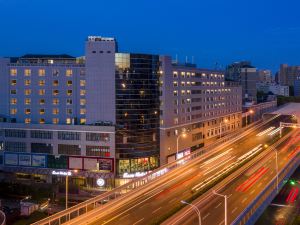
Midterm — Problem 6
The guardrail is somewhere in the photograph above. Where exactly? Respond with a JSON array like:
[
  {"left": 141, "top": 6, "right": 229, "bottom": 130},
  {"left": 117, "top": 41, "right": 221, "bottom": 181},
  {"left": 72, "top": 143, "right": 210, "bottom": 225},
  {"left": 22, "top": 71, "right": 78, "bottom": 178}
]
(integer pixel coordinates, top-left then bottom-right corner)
[
  {"left": 0, "top": 210, "right": 6, "bottom": 225},
  {"left": 33, "top": 114, "right": 280, "bottom": 225},
  {"left": 232, "top": 149, "right": 300, "bottom": 225}
]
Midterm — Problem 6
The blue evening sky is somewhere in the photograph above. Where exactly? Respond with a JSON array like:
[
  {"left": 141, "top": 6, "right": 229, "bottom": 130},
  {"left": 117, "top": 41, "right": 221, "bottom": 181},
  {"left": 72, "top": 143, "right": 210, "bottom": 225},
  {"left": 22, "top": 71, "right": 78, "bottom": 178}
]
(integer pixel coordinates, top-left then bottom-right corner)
[{"left": 0, "top": 0, "right": 300, "bottom": 73}]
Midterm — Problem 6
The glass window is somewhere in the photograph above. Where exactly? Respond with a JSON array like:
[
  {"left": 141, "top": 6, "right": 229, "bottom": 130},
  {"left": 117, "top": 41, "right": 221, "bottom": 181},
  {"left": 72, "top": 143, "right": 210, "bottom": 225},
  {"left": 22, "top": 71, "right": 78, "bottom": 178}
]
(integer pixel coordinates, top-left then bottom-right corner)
[
  {"left": 66, "top": 69, "right": 73, "bottom": 77},
  {"left": 53, "top": 90, "right": 59, "bottom": 96},
  {"left": 66, "top": 108, "right": 72, "bottom": 115},
  {"left": 25, "top": 118, "right": 31, "bottom": 124},
  {"left": 10, "top": 69, "right": 17, "bottom": 76},
  {"left": 80, "top": 108, "right": 86, "bottom": 115},
  {"left": 25, "top": 98, "right": 31, "bottom": 105},
  {"left": 80, "top": 118, "right": 86, "bottom": 124},
  {"left": 80, "top": 89, "right": 86, "bottom": 96},
  {"left": 66, "top": 99, "right": 72, "bottom": 105},
  {"left": 67, "top": 90, "right": 72, "bottom": 96},
  {"left": 52, "top": 108, "right": 59, "bottom": 115},
  {"left": 80, "top": 99, "right": 86, "bottom": 106},
  {"left": 11, "top": 79, "right": 17, "bottom": 85},
  {"left": 10, "top": 98, "right": 17, "bottom": 105},
  {"left": 40, "top": 99, "right": 45, "bottom": 105},
  {"left": 25, "top": 89, "right": 31, "bottom": 95},
  {"left": 39, "top": 89, "right": 45, "bottom": 95},
  {"left": 67, "top": 80, "right": 72, "bottom": 86},
  {"left": 24, "top": 69, "right": 31, "bottom": 76},
  {"left": 25, "top": 79, "right": 31, "bottom": 86},
  {"left": 39, "top": 118, "right": 45, "bottom": 124},
  {"left": 53, "top": 80, "right": 59, "bottom": 86},
  {"left": 53, "top": 118, "right": 59, "bottom": 124},
  {"left": 53, "top": 98, "right": 59, "bottom": 105},
  {"left": 39, "top": 80, "right": 45, "bottom": 86},
  {"left": 58, "top": 132, "right": 80, "bottom": 140},
  {"left": 25, "top": 108, "right": 31, "bottom": 114},
  {"left": 52, "top": 69, "right": 59, "bottom": 76},
  {"left": 80, "top": 80, "right": 86, "bottom": 86},
  {"left": 39, "top": 109, "right": 45, "bottom": 115},
  {"left": 10, "top": 108, "right": 17, "bottom": 115},
  {"left": 38, "top": 69, "right": 45, "bottom": 76},
  {"left": 10, "top": 90, "right": 16, "bottom": 95}
]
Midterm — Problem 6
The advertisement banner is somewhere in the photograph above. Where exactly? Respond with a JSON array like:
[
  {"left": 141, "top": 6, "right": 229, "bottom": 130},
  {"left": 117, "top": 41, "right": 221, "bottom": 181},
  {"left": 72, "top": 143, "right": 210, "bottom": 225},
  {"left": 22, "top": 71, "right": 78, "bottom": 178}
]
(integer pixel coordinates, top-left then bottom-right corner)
[
  {"left": 18, "top": 154, "right": 31, "bottom": 166},
  {"left": 83, "top": 158, "right": 98, "bottom": 170},
  {"left": 4, "top": 153, "right": 18, "bottom": 166},
  {"left": 98, "top": 158, "right": 113, "bottom": 172},
  {"left": 32, "top": 154, "right": 46, "bottom": 167},
  {"left": 69, "top": 157, "right": 83, "bottom": 170}
]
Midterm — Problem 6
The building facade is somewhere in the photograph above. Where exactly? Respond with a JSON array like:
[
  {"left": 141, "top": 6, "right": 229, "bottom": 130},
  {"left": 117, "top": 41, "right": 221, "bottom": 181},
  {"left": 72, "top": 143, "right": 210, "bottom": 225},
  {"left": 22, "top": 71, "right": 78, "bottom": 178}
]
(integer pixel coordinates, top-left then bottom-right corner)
[
  {"left": 160, "top": 56, "right": 242, "bottom": 164},
  {"left": 256, "top": 83, "right": 289, "bottom": 97},
  {"left": 278, "top": 64, "right": 300, "bottom": 87}
]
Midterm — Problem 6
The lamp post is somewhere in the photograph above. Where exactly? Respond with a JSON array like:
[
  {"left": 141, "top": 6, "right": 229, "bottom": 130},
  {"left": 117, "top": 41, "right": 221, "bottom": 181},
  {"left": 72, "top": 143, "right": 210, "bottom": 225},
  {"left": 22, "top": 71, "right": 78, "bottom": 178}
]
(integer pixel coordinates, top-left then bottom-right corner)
[
  {"left": 65, "top": 169, "right": 78, "bottom": 209},
  {"left": 176, "top": 132, "right": 187, "bottom": 159},
  {"left": 219, "top": 119, "right": 228, "bottom": 139},
  {"left": 181, "top": 200, "right": 201, "bottom": 225},
  {"left": 213, "top": 191, "right": 227, "bottom": 225}
]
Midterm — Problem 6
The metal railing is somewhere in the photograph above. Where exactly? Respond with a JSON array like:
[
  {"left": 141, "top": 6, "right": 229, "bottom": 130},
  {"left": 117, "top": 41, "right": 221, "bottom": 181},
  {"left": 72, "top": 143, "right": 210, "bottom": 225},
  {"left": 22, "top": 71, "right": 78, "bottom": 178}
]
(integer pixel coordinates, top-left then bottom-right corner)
[
  {"left": 32, "top": 114, "right": 280, "bottom": 225},
  {"left": 232, "top": 150, "right": 300, "bottom": 225}
]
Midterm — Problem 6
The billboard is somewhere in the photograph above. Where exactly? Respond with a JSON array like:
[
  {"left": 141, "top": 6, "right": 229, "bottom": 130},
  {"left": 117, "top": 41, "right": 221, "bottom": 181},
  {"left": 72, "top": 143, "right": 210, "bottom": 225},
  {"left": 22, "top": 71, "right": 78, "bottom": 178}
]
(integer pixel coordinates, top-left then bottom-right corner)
[
  {"left": 69, "top": 157, "right": 83, "bottom": 170},
  {"left": 98, "top": 158, "right": 113, "bottom": 172},
  {"left": 68, "top": 156, "right": 114, "bottom": 172},
  {"left": 83, "top": 158, "right": 97, "bottom": 170},
  {"left": 4, "top": 152, "right": 47, "bottom": 168}
]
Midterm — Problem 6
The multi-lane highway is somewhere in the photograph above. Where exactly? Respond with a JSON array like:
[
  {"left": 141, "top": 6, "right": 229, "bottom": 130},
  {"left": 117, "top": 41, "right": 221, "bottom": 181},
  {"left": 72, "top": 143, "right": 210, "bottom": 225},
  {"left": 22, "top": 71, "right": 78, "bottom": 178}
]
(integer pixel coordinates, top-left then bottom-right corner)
[
  {"left": 166, "top": 127, "right": 300, "bottom": 225},
  {"left": 64, "top": 115, "right": 295, "bottom": 225}
]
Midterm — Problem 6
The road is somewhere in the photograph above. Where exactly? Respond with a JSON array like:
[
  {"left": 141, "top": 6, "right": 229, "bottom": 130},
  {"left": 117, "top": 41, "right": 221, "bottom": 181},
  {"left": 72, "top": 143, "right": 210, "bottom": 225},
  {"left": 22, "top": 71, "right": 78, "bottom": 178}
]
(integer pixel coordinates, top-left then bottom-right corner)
[
  {"left": 256, "top": 165, "right": 300, "bottom": 225},
  {"left": 64, "top": 115, "right": 295, "bottom": 225},
  {"left": 167, "top": 127, "right": 300, "bottom": 225}
]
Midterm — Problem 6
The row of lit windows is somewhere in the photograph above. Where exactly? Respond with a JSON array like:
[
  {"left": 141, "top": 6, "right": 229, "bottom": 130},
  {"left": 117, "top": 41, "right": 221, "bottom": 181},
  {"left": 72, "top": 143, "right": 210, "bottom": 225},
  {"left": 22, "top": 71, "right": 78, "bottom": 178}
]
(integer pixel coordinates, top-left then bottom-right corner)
[
  {"left": 24, "top": 118, "right": 86, "bottom": 124},
  {"left": 10, "top": 79, "right": 86, "bottom": 87},
  {"left": 173, "top": 71, "right": 224, "bottom": 79},
  {"left": 10, "top": 98, "right": 86, "bottom": 106},
  {"left": 10, "top": 108, "right": 86, "bottom": 115},
  {"left": 10, "top": 69, "right": 75, "bottom": 77},
  {"left": 10, "top": 89, "right": 86, "bottom": 96},
  {"left": 173, "top": 81, "right": 225, "bottom": 87}
]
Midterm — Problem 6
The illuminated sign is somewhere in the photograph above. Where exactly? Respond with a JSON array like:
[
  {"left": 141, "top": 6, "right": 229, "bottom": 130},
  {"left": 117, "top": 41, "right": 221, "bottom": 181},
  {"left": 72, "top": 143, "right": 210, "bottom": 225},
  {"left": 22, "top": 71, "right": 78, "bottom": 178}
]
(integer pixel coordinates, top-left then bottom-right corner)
[
  {"left": 96, "top": 178, "right": 105, "bottom": 187},
  {"left": 51, "top": 170, "right": 72, "bottom": 176},
  {"left": 122, "top": 172, "right": 148, "bottom": 178}
]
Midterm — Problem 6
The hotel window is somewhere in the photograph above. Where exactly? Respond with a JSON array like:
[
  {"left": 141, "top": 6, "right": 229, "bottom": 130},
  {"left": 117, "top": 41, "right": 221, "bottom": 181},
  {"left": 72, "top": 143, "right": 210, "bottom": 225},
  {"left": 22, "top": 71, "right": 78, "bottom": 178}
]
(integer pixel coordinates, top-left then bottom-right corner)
[
  {"left": 11, "top": 79, "right": 17, "bottom": 85},
  {"left": 24, "top": 69, "right": 31, "bottom": 76},
  {"left": 80, "top": 108, "right": 86, "bottom": 115},
  {"left": 80, "top": 118, "right": 86, "bottom": 124},
  {"left": 52, "top": 69, "right": 59, "bottom": 76},
  {"left": 173, "top": 90, "right": 178, "bottom": 96},
  {"left": 10, "top": 98, "right": 17, "bottom": 105},
  {"left": 80, "top": 80, "right": 86, "bottom": 87},
  {"left": 80, "top": 89, "right": 86, "bottom": 96},
  {"left": 53, "top": 98, "right": 59, "bottom": 105},
  {"left": 25, "top": 118, "right": 31, "bottom": 124},
  {"left": 66, "top": 118, "right": 71, "bottom": 124},
  {"left": 66, "top": 69, "right": 73, "bottom": 77},
  {"left": 52, "top": 108, "right": 59, "bottom": 115},
  {"left": 181, "top": 81, "right": 185, "bottom": 86},
  {"left": 38, "top": 69, "right": 45, "bottom": 76},
  {"left": 39, "top": 109, "right": 45, "bottom": 115},
  {"left": 181, "top": 90, "right": 185, "bottom": 95},
  {"left": 39, "top": 118, "right": 45, "bottom": 124},
  {"left": 67, "top": 90, "right": 72, "bottom": 96},
  {"left": 53, "top": 90, "right": 59, "bottom": 96},
  {"left": 10, "top": 90, "right": 16, "bottom": 95},
  {"left": 25, "top": 98, "right": 31, "bottom": 105},
  {"left": 39, "top": 89, "right": 45, "bottom": 95},
  {"left": 53, "top": 80, "right": 59, "bottom": 86},
  {"left": 39, "top": 80, "right": 45, "bottom": 86},
  {"left": 25, "top": 79, "right": 31, "bottom": 86},
  {"left": 10, "top": 108, "right": 17, "bottom": 115},
  {"left": 52, "top": 118, "right": 59, "bottom": 124},
  {"left": 25, "top": 108, "right": 31, "bottom": 115},
  {"left": 66, "top": 99, "right": 72, "bottom": 105},
  {"left": 39, "top": 99, "right": 45, "bottom": 105},
  {"left": 10, "top": 69, "right": 17, "bottom": 76},
  {"left": 80, "top": 69, "right": 85, "bottom": 76},
  {"left": 173, "top": 81, "right": 178, "bottom": 87},
  {"left": 66, "top": 109, "right": 72, "bottom": 115},
  {"left": 181, "top": 72, "right": 185, "bottom": 78},
  {"left": 80, "top": 99, "right": 86, "bottom": 106},
  {"left": 187, "top": 72, "right": 191, "bottom": 78},
  {"left": 67, "top": 80, "right": 72, "bottom": 86},
  {"left": 173, "top": 71, "right": 178, "bottom": 78},
  {"left": 25, "top": 89, "right": 31, "bottom": 95}
]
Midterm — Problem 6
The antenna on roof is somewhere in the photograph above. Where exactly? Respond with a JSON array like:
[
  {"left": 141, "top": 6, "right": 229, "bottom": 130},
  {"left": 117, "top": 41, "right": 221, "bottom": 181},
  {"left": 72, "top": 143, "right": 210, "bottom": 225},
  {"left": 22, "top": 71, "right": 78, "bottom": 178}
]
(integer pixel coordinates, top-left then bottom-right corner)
[
  {"left": 175, "top": 54, "right": 178, "bottom": 63},
  {"left": 185, "top": 56, "right": 188, "bottom": 64},
  {"left": 192, "top": 56, "right": 194, "bottom": 64}
]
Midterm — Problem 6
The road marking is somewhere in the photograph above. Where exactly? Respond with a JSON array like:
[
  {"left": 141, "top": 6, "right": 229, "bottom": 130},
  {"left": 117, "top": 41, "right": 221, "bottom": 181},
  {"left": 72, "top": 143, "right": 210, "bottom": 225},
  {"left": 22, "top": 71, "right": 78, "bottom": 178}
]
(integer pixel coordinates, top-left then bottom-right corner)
[
  {"left": 203, "top": 213, "right": 210, "bottom": 220},
  {"left": 232, "top": 207, "right": 238, "bottom": 214},
  {"left": 133, "top": 218, "right": 144, "bottom": 225},
  {"left": 215, "top": 202, "right": 222, "bottom": 209},
  {"left": 263, "top": 177, "right": 268, "bottom": 181},
  {"left": 242, "top": 197, "right": 247, "bottom": 203},
  {"left": 270, "top": 171, "right": 274, "bottom": 175},
  {"left": 139, "top": 203, "right": 148, "bottom": 209},
  {"left": 119, "top": 214, "right": 130, "bottom": 220},
  {"left": 250, "top": 189, "right": 256, "bottom": 195},
  {"left": 228, "top": 194, "right": 232, "bottom": 199},
  {"left": 257, "top": 182, "right": 262, "bottom": 187},
  {"left": 204, "top": 156, "right": 236, "bottom": 175},
  {"left": 168, "top": 198, "right": 177, "bottom": 204},
  {"left": 219, "top": 220, "right": 225, "bottom": 225},
  {"left": 152, "top": 207, "right": 162, "bottom": 214}
]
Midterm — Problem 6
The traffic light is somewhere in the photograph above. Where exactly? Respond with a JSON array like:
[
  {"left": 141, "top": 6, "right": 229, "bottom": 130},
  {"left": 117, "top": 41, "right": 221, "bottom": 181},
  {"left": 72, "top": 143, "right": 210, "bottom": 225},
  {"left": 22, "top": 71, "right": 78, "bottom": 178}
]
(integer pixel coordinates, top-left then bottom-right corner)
[{"left": 290, "top": 179, "right": 296, "bottom": 185}]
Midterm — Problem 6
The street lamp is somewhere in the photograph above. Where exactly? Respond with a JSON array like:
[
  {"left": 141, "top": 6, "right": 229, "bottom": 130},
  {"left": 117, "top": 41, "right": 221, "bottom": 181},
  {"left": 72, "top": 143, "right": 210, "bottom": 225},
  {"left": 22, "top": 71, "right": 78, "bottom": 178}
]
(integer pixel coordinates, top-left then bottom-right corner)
[
  {"left": 66, "top": 169, "right": 78, "bottom": 209},
  {"left": 212, "top": 190, "right": 227, "bottom": 225},
  {"left": 176, "top": 132, "right": 187, "bottom": 159},
  {"left": 181, "top": 200, "right": 201, "bottom": 225},
  {"left": 219, "top": 119, "right": 229, "bottom": 139}
]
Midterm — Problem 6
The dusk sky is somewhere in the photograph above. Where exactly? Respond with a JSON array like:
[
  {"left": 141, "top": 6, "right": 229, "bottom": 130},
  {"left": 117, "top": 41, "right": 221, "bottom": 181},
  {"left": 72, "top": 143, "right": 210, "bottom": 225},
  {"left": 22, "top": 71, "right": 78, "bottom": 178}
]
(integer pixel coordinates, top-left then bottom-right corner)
[{"left": 1, "top": 0, "right": 300, "bottom": 73}]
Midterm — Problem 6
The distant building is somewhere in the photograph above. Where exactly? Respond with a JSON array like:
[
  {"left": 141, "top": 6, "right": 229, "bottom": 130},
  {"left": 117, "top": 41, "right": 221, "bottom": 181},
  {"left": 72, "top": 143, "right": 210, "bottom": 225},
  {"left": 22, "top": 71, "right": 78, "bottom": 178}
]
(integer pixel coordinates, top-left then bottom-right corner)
[
  {"left": 278, "top": 64, "right": 300, "bottom": 86},
  {"left": 226, "top": 61, "right": 260, "bottom": 103},
  {"left": 294, "top": 80, "right": 300, "bottom": 97},
  {"left": 258, "top": 70, "right": 272, "bottom": 83},
  {"left": 257, "top": 83, "right": 289, "bottom": 96}
]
